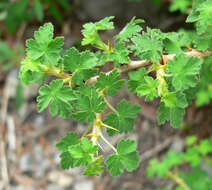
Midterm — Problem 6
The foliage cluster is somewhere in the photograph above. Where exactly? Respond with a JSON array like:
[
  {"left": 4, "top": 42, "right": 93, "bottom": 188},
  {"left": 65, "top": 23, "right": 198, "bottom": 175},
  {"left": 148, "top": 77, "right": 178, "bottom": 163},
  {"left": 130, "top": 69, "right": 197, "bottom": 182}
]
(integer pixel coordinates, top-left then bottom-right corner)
[
  {"left": 18, "top": 0, "right": 212, "bottom": 176},
  {"left": 147, "top": 136, "right": 212, "bottom": 190}
]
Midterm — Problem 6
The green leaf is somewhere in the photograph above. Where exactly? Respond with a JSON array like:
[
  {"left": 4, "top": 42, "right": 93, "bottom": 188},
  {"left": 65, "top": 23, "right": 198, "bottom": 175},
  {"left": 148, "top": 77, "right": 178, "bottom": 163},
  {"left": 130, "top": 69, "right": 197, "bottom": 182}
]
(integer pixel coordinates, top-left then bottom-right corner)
[
  {"left": 162, "top": 150, "right": 183, "bottom": 169},
  {"left": 161, "top": 91, "right": 188, "bottom": 108},
  {"left": 161, "top": 92, "right": 177, "bottom": 108},
  {"left": 130, "top": 28, "right": 163, "bottom": 62},
  {"left": 73, "top": 87, "right": 106, "bottom": 122},
  {"left": 186, "top": 1, "right": 212, "bottom": 34},
  {"left": 147, "top": 159, "right": 167, "bottom": 177},
  {"left": 197, "top": 139, "right": 212, "bottom": 155},
  {"left": 104, "top": 99, "right": 141, "bottom": 135},
  {"left": 83, "top": 156, "right": 105, "bottom": 176},
  {"left": 81, "top": 16, "right": 114, "bottom": 46},
  {"left": 59, "top": 151, "right": 76, "bottom": 169},
  {"left": 68, "top": 138, "right": 98, "bottom": 166},
  {"left": 95, "top": 69, "right": 125, "bottom": 95},
  {"left": 115, "top": 17, "right": 144, "bottom": 42},
  {"left": 56, "top": 133, "right": 80, "bottom": 151},
  {"left": 26, "top": 23, "right": 64, "bottom": 64},
  {"left": 147, "top": 150, "right": 183, "bottom": 177},
  {"left": 37, "top": 79, "right": 75, "bottom": 118},
  {"left": 163, "top": 32, "right": 189, "bottom": 54},
  {"left": 56, "top": 132, "right": 81, "bottom": 170},
  {"left": 196, "top": 55, "right": 212, "bottom": 106},
  {"left": 168, "top": 54, "right": 202, "bottom": 91},
  {"left": 116, "top": 99, "right": 141, "bottom": 132},
  {"left": 19, "top": 57, "right": 45, "bottom": 84},
  {"left": 105, "top": 138, "right": 139, "bottom": 176},
  {"left": 127, "top": 67, "right": 147, "bottom": 93},
  {"left": 103, "top": 113, "right": 119, "bottom": 136},
  {"left": 110, "top": 42, "right": 130, "bottom": 66},
  {"left": 169, "top": 0, "right": 190, "bottom": 13},
  {"left": 72, "top": 68, "right": 99, "bottom": 85},
  {"left": 63, "top": 47, "right": 97, "bottom": 71},
  {"left": 184, "top": 147, "right": 201, "bottom": 167},
  {"left": 157, "top": 103, "right": 185, "bottom": 128},
  {"left": 136, "top": 76, "right": 159, "bottom": 101},
  {"left": 185, "top": 136, "right": 197, "bottom": 146}
]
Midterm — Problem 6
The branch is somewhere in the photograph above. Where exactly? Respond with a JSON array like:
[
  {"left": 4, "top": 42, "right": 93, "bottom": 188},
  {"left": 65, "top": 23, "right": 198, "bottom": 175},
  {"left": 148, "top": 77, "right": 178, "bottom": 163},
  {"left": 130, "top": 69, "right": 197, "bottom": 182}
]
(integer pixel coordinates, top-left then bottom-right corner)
[
  {"left": 87, "top": 59, "right": 149, "bottom": 84},
  {"left": 167, "top": 171, "right": 191, "bottom": 190},
  {"left": 87, "top": 49, "right": 210, "bottom": 84}
]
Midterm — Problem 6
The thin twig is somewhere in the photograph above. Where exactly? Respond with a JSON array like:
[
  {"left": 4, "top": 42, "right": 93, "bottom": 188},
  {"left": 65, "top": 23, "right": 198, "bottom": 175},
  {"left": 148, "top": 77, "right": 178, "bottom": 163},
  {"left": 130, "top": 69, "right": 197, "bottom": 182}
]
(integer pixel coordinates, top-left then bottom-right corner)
[
  {"left": 167, "top": 171, "right": 191, "bottom": 190},
  {"left": 87, "top": 59, "right": 149, "bottom": 84},
  {"left": 87, "top": 49, "right": 210, "bottom": 84}
]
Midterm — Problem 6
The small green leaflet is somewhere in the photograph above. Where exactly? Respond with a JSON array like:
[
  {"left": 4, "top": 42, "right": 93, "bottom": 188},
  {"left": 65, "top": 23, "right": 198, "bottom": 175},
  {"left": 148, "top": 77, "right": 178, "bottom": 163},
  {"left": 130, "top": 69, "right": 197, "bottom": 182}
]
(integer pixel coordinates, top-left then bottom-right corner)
[
  {"left": 104, "top": 99, "right": 141, "bottom": 135},
  {"left": 105, "top": 139, "right": 139, "bottom": 176},
  {"left": 169, "top": 0, "right": 190, "bottom": 13},
  {"left": 56, "top": 133, "right": 80, "bottom": 151},
  {"left": 26, "top": 23, "right": 64, "bottom": 64},
  {"left": 19, "top": 57, "right": 45, "bottom": 84},
  {"left": 63, "top": 47, "right": 97, "bottom": 71},
  {"left": 57, "top": 135, "right": 99, "bottom": 171},
  {"left": 59, "top": 152, "right": 76, "bottom": 169},
  {"left": 163, "top": 32, "right": 189, "bottom": 54},
  {"left": 56, "top": 133, "right": 80, "bottom": 169},
  {"left": 83, "top": 156, "right": 105, "bottom": 176},
  {"left": 72, "top": 68, "right": 99, "bottom": 85},
  {"left": 197, "top": 139, "right": 212, "bottom": 156},
  {"left": 147, "top": 150, "right": 183, "bottom": 177},
  {"left": 196, "top": 54, "right": 212, "bottom": 106},
  {"left": 37, "top": 79, "right": 76, "bottom": 118},
  {"left": 161, "top": 91, "right": 188, "bottom": 108},
  {"left": 185, "top": 136, "right": 197, "bottom": 146},
  {"left": 157, "top": 103, "right": 185, "bottom": 128},
  {"left": 73, "top": 88, "right": 106, "bottom": 122},
  {"left": 69, "top": 138, "right": 98, "bottom": 166},
  {"left": 95, "top": 42, "right": 130, "bottom": 66},
  {"left": 115, "top": 17, "right": 144, "bottom": 42},
  {"left": 137, "top": 76, "right": 159, "bottom": 101},
  {"left": 130, "top": 28, "right": 163, "bottom": 63},
  {"left": 184, "top": 147, "right": 201, "bottom": 167},
  {"left": 63, "top": 47, "right": 98, "bottom": 84},
  {"left": 186, "top": 1, "right": 212, "bottom": 34},
  {"left": 128, "top": 69, "right": 159, "bottom": 101},
  {"left": 95, "top": 69, "right": 125, "bottom": 95},
  {"left": 110, "top": 42, "right": 130, "bottom": 66},
  {"left": 127, "top": 67, "right": 147, "bottom": 93},
  {"left": 168, "top": 54, "right": 202, "bottom": 91},
  {"left": 81, "top": 16, "right": 114, "bottom": 46}
]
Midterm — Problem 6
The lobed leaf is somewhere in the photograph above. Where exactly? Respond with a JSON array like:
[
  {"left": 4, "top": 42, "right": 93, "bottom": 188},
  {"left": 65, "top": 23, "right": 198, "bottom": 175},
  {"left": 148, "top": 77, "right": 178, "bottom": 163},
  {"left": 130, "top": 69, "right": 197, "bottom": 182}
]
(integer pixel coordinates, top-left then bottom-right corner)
[
  {"left": 105, "top": 138, "right": 139, "bottom": 176},
  {"left": 95, "top": 69, "right": 125, "bottom": 95},
  {"left": 167, "top": 54, "right": 202, "bottom": 91},
  {"left": 37, "top": 79, "right": 76, "bottom": 118}
]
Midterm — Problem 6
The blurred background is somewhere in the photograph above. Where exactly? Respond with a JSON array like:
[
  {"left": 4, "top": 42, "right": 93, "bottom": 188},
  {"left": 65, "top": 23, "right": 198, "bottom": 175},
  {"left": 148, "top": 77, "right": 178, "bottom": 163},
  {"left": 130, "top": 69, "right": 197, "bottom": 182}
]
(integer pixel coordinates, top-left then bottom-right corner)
[{"left": 0, "top": 0, "right": 212, "bottom": 190}]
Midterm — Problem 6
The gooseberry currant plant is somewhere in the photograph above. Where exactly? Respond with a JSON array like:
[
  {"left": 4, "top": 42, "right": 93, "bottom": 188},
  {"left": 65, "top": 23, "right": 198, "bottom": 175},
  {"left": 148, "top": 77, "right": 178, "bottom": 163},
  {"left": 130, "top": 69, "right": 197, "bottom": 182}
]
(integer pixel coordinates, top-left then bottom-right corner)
[{"left": 19, "top": 0, "right": 212, "bottom": 177}]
